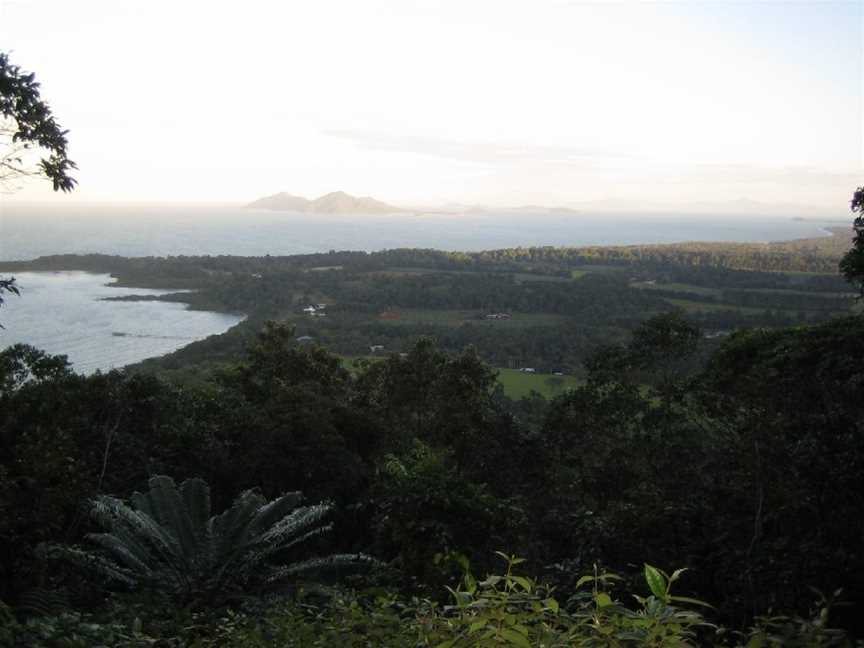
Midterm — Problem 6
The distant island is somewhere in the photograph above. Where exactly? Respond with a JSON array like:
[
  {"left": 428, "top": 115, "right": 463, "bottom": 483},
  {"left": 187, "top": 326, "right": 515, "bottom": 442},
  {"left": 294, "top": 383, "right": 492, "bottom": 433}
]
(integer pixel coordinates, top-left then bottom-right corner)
[
  {"left": 247, "top": 191, "right": 842, "bottom": 219},
  {"left": 247, "top": 191, "right": 404, "bottom": 214},
  {"left": 247, "top": 191, "right": 584, "bottom": 216}
]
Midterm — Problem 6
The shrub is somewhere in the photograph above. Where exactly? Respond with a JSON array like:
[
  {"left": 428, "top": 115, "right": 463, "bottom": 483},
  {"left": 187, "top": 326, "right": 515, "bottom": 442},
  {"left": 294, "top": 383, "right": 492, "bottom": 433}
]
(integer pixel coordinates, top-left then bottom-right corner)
[{"left": 42, "top": 475, "right": 373, "bottom": 602}]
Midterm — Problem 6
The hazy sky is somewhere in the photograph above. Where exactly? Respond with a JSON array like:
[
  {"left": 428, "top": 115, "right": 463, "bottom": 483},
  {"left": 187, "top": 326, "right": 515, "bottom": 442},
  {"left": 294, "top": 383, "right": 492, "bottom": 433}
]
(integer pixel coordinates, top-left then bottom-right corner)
[{"left": 1, "top": 0, "right": 861, "bottom": 211}]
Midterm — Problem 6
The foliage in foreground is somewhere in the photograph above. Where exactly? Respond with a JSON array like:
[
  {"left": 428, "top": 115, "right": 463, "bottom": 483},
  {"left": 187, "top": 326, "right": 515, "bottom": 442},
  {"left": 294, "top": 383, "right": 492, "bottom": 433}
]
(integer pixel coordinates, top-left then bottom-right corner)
[
  {"left": 3, "top": 555, "right": 859, "bottom": 647},
  {"left": 42, "top": 475, "right": 373, "bottom": 602}
]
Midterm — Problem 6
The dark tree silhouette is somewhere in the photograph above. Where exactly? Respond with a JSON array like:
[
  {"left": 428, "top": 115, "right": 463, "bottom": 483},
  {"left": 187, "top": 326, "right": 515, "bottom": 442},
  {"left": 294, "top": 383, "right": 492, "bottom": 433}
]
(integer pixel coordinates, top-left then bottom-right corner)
[
  {"left": 1, "top": 52, "right": 77, "bottom": 319},
  {"left": 0, "top": 51, "right": 76, "bottom": 192},
  {"left": 839, "top": 186, "right": 864, "bottom": 297}
]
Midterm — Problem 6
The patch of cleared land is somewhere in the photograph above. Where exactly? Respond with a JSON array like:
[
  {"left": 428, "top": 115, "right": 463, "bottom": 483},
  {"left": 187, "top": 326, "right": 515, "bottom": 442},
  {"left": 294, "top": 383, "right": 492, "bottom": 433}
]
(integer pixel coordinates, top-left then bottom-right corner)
[
  {"left": 663, "top": 298, "right": 774, "bottom": 314},
  {"left": 631, "top": 281, "right": 722, "bottom": 296},
  {"left": 496, "top": 368, "right": 580, "bottom": 399},
  {"left": 340, "top": 357, "right": 579, "bottom": 399}
]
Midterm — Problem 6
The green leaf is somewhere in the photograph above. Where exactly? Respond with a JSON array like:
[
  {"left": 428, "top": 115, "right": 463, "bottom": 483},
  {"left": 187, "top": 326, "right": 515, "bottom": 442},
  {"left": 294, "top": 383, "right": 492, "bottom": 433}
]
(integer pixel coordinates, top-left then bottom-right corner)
[
  {"left": 669, "top": 567, "right": 688, "bottom": 584},
  {"left": 670, "top": 595, "right": 714, "bottom": 608},
  {"left": 644, "top": 564, "right": 667, "bottom": 600},
  {"left": 468, "top": 620, "right": 487, "bottom": 633},
  {"left": 499, "top": 628, "right": 531, "bottom": 647},
  {"left": 511, "top": 575, "right": 532, "bottom": 591},
  {"left": 575, "top": 575, "right": 595, "bottom": 588},
  {"left": 595, "top": 592, "right": 613, "bottom": 608},
  {"left": 544, "top": 597, "right": 559, "bottom": 613}
]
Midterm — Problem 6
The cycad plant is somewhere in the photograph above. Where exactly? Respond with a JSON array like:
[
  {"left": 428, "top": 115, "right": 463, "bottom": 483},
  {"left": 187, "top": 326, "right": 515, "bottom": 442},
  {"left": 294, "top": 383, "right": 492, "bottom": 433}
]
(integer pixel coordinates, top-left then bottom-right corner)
[{"left": 43, "top": 475, "right": 371, "bottom": 600}]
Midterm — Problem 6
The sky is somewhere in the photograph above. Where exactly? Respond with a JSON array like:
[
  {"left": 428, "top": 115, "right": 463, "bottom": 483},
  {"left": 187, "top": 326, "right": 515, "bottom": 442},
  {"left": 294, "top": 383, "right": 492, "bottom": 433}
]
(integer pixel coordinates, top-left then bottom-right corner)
[{"left": 1, "top": 0, "right": 862, "bottom": 212}]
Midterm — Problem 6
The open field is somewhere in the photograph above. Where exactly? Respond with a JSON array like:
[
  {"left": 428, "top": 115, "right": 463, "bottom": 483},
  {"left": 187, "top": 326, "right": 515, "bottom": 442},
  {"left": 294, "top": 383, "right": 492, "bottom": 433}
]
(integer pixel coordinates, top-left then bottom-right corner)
[
  {"left": 511, "top": 273, "right": 572, "bottom": 283},
  {"left": 633, "top": 280, "right": 854, "bottom": 299},
  {"left": 340, "top": 357, "right": 580, "bottom": 399},
  {"left": 496, "top": 368, "right": 580, "bottom": 399},
  {"left": 663, "top": 298, "right": 771, "bottom": 314},
  {"left": 631, "top": 281, "right": 722, "bottom": 296}
]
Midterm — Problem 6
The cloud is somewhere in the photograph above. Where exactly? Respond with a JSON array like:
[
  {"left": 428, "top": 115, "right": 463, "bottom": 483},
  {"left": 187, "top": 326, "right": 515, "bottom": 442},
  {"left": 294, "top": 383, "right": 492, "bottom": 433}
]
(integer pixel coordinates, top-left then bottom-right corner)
[
  {"left": 675, "top": 164, "right": 860, "bottom": 187},
  {"left": 323, "top": 129, "right": 628, "bottom": 166}
]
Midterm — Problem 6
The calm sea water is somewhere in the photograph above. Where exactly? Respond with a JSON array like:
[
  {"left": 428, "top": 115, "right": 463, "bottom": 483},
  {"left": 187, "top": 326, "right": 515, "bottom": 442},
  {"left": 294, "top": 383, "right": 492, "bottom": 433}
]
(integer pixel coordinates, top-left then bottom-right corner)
[
  {"left": 0, "top": 272, "right": 243, "bottom": 374},
  {"left": 0, "top": 203, "right": 840, "bottom": 261},
  {"left": 0, "top": 204, "right": 842, "bottom": 373}
]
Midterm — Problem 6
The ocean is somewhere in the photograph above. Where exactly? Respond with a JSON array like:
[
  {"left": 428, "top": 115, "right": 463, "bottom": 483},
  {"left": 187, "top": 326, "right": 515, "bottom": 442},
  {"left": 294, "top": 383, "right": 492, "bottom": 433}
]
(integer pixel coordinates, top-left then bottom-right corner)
[{"left": 0, "top": 203, "right": 841, "bottom": 261}]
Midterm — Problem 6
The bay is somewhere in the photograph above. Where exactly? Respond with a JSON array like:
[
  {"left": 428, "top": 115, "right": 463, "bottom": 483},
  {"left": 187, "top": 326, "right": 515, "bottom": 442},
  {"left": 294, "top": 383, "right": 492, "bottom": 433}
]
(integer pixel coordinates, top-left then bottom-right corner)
[{"left": 0, "top": 271, "right": 244, "bottom": 374}]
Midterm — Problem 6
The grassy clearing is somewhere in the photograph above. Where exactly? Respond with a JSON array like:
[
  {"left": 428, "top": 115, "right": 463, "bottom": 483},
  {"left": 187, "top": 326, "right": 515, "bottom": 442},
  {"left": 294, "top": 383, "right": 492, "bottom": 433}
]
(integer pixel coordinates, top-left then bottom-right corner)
[
  {"left": 496, "top": 368, "right": 580, "bottom": 399},
  {"left": 340, "top": 357, "right": 579, "bottom": 399},
  {"left": 736, "top": 287, "right": 855, "bottom": 298},
  {"left": 570, "top": 264, "right": 626, "bottom": 274},
  {"left": 511, "top": 273, "right": 572, "bottom": 283},
  {"left": 770, "top": 269, "right": 839, "bottom": 276},
  {"left": 631, "top": 281, "right": 722, "bottom": 296},
  {"left": 663, "top": 298, "right": 769, "bottom": 314}
]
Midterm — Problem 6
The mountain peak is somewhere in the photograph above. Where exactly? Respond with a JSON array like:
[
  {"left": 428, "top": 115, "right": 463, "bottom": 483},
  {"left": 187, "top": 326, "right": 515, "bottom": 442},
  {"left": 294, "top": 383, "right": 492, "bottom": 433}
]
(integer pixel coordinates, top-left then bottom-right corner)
[{"left": 247, "top": 191, "right": 403, "bottom": 214}]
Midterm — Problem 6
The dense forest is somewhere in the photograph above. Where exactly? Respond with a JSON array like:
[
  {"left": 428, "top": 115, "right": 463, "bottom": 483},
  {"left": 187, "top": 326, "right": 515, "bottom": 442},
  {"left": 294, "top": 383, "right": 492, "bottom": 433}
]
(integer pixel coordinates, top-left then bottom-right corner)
[{"left": 0, "top": 206, "right": 863, "bottom": 645}]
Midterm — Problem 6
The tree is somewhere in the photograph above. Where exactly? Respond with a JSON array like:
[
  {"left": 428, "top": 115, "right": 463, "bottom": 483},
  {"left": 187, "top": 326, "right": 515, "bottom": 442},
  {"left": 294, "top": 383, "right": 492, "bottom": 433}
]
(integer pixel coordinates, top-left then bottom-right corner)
[
  {"left": 0, "top": 52, "right": 76, "bottom": 193},
  {"left": 1, "top": 52, "right": 77, "bottom": 320},
  {"left": 44, "top": 475, "right": 372, "bottom": 602},
  {"left": 0, "top": 279, "right": 19, "bottom": 324},
  {"left": 839, "top": 186, "right": 864, "bottom": 297}
]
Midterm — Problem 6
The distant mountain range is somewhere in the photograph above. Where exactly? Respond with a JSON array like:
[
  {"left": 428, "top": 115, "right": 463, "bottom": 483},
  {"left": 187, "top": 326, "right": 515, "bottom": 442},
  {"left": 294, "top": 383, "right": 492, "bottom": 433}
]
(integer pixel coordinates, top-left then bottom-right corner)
[
  {"left": 247, "top": 191, "right": 585, "bottom": 216},
  {"left": 247, "top": 191, "right": 403, "bottom": 214},
  {"left": 247, "top": 191, "right": 838, "bottom": 218}
]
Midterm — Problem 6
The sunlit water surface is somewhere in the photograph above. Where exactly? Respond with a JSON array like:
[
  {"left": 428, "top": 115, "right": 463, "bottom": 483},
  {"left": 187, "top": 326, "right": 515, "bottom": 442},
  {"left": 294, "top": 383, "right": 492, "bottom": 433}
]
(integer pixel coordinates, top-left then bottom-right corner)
[{"left": 0, "top": 272, "right": 243, "bottom": 374}]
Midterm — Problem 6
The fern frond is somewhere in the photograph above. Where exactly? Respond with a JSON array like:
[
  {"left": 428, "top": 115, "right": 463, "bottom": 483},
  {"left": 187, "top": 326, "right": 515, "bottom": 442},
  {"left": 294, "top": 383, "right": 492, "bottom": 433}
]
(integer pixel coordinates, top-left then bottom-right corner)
[
  {"left": 263, "top": 553, "right": 377, "bottom": 584},
  {"left": 132, "top": 475, "right": 197, "bottom": 564},
  {"left": 252, "top": 504, "right": 332, "bottom": 550},
  {"left": 43, "top": 545, "right": 139, "bottom": 586},
  {"left": 210, "top": 489, "right": 266, "bottom": 565},
  {"left": 86, "top": 533, "right": 154, "bottom": 576},
  {"left": 43, "top": 475, "right": 371, "bottom": 599},
  {"left": 245, "top": 490, "right": 303, "bottom": 539},
  {"left": 16, "top": 589, "right": 69, "bottom": 618},
  {"left": 179, "top": 477, "right": 211, "bottom": 545},
  {"left": 90, "top": 495, "right": 184, "bottom": 579}
]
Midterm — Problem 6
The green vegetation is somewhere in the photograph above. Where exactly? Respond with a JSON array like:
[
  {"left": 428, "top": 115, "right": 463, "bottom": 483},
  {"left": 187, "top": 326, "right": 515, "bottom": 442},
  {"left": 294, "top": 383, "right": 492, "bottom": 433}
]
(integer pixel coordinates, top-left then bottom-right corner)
[
  {"left": 662, "top": 297, "right": 771, "bottom": 314},
  {"left": 44, "top": 475, "right": 371, "bottom": 602},
  {"left": 495, "top": 368, "right": 580, "bottom": 399},
  {"left": 2, "top": 196, "right": 864, "bottom": 645},
  {"left": 0, "top": 51, "right": 77, "bottom": 192}
]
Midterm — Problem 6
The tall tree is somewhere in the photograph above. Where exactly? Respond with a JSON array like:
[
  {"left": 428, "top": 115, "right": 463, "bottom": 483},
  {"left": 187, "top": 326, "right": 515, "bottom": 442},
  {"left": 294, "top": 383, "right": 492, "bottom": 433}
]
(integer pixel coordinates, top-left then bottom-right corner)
[
  {"left": 0, "top": 52, "right": 76, "bottom": 193},
  {"left": 1, "top": 51, "right": 77, "bottom": 319},
  {"left": 839, "top": 186, "right": 864, "bottom": 297}
]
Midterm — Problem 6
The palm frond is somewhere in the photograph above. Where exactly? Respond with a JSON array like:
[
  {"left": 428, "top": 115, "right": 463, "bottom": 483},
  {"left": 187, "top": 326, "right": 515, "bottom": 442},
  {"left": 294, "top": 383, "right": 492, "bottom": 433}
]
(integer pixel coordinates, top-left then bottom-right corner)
[
  {"left": 263, "top": 553, "right": 378, "bottom": 584},
  {"left": 179, "top": 477, "right": 211, "bottom": 545},
  {"left": 44, "top": 475, "right": 373, "bottom": 599},
  {"left": 86, "top": 532, "right": 154, "bottom": 576},
  {"left": 246, "top": 490, "right": 303, "bottom": 538},
  {"left": 131, "top": 475, "right": 198, "bottom": 564}
]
